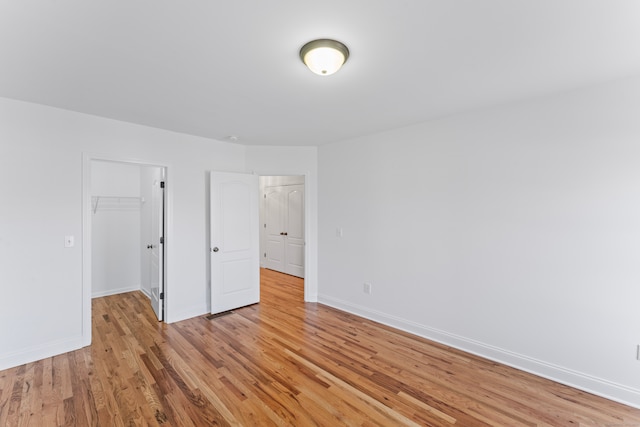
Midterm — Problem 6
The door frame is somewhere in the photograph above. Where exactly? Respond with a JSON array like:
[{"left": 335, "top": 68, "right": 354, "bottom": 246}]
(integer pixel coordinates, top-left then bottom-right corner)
[
  {"left": 81, "top": 153, "right": 171, "bottom": 346},
  {"left": 258, "top": 172, "right": 314, "bottom": 302}
]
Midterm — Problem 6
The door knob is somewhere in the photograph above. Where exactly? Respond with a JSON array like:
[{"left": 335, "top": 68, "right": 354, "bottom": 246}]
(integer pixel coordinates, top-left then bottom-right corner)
[
  {"left": 147, "top": 244, "right": 152, "bottom": 249},
  {"left": 283, "top": 232, "right": 288, "bottom": 236},
  {"left": 212, "top": 247, "right": 219, "bottom": 252}
]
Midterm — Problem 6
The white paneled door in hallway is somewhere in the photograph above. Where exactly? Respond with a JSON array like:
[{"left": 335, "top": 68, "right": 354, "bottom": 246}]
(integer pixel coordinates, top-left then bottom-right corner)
[{"left": 264, "top": 184, "right": 304, "bottom": 278}]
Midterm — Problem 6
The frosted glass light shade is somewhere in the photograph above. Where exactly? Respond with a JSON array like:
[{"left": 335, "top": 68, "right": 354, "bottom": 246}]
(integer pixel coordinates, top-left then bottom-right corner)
[{"left": 300, "top": 39, "right": 349, "bottom": 76}]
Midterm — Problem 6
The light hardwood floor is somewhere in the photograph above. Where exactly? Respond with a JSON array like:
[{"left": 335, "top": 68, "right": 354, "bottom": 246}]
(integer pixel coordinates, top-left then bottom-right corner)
[{"left": 1, "top": 268, "right": 640, "bottom": 426}]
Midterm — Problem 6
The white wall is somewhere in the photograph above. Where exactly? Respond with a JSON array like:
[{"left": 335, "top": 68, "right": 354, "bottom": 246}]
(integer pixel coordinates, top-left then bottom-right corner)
[
  {"left": 246, "top": 146, "right": 318, "bottom": 301},
  {"left": 318, "top": 74, "right": 640, "bottom": 407},
  {"left": 0, "top": 97, "right": 245, "bottom": 370},
  {"left": 91, "top": 161, "right": 142, "bottom": 298},
  {"left": 5, "top": 70, "right": 638, "bottom": 408},
  {"left": 260, "top": 175, "right": 305, "bottom": 188}
]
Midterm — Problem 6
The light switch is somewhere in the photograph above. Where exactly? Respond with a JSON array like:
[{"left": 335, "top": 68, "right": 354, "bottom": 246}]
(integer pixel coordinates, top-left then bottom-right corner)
[
  {"left": 336, "top": 228, "right": 343, "bottom": 238},
  {"left": 65, "top": 235, "right": 74, "bottom": 248}
]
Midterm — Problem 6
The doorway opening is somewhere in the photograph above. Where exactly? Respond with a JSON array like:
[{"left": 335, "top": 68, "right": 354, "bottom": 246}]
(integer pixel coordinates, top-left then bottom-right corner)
[
  {"left": 259, "top": 175, "right": 305, "bottom": 300},
  {"left": 83, "top": 156, "right": 167, "bottom": 344},
  {"left": 208, "top": 172, "right": 311, "bottom": 316}
]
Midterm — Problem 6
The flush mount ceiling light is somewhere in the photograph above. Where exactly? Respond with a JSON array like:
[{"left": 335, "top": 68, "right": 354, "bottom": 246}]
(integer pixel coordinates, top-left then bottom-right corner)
[{"left": 299, "top": 39, "right": 349, "bottom": 76}]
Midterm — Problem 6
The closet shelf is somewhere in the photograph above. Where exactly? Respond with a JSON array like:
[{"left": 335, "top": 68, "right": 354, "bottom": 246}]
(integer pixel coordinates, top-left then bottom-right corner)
[{"left": 92, "top": 196, "right": 142, "bottom": 213}]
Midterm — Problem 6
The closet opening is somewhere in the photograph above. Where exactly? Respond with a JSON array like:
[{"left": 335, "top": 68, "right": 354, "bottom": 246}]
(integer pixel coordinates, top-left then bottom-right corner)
[{"left": 89, "top": 159, "right": 166, "bottom": 322}]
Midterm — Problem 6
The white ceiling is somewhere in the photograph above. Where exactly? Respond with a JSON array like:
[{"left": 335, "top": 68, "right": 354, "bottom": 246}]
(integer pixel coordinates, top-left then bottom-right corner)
[{"left": 1, "top": 1, "right": 639, "bottom": 146}]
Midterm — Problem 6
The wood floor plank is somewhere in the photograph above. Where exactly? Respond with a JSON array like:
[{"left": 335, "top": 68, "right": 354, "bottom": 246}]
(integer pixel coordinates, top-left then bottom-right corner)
[{"left": 1, "top": 268, "right": 640, "bottom": 425}]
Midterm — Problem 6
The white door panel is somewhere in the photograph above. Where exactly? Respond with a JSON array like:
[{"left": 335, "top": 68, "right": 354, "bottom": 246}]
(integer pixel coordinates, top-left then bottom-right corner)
[
  {"left": 266, "top": 240, "right": 284, "bottom": 262},
  {"left": 211, "top": 172, "right": 259, "bottom": 314}
]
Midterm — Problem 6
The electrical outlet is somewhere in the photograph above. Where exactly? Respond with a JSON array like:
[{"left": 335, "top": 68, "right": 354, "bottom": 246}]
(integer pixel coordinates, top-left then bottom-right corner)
[
  {"left": 363, "top": 282, "right": 372, "bottom": 295},
  {"left": 64, "top": 235, "right": 74, "bottom": 248}
]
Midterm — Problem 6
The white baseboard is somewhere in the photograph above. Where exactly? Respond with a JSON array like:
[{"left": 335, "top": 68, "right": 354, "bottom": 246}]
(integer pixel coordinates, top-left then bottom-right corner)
[
  {"left": 0, "top": 336, "right": 85, "bottom": 371},
  {"left": 318, "top": 294, "right": 640, "bottom": 410},
  {"left": 92, "top": 285, "right": 140, "bottom": 298}
]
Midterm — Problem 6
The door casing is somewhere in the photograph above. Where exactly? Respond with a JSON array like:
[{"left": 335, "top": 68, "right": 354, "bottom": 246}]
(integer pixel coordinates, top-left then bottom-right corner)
[{"left": 82, "top": 154, "right": 170, "bottom": 345}]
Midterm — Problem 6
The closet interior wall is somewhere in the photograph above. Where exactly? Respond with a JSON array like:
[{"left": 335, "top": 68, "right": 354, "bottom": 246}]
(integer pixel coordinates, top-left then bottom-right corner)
[{"left": 91, "top": 161, "right": 142, "bottom": 298}]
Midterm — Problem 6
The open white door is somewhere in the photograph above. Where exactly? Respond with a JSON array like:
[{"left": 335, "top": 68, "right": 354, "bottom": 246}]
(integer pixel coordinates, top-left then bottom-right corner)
[
  {"left": 149, "top": 170, "right": 165, "bottom": 321},
  {"left": 210, "top": 171, "right": 260, "bottom": 314}
]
